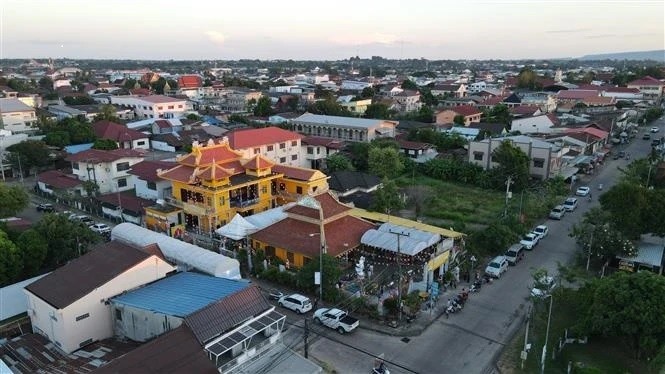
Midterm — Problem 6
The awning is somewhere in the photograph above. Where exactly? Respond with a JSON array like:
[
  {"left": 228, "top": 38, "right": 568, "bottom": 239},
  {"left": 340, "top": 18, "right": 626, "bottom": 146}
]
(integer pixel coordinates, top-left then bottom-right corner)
[
  {"left": 427, "top": 251, "right": 450, "bottom": 271},
  {"left": 361, "top": 229, "right": 429, "bottom": 256},
  {"left": 557, "top": 166, "right": 579, "bottom": 179}
]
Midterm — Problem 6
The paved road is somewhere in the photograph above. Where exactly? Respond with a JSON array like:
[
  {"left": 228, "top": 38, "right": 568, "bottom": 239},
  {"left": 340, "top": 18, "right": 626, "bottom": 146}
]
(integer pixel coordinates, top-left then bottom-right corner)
[{"left": 304, "top": 118, "right": 665, "bottom": 374}]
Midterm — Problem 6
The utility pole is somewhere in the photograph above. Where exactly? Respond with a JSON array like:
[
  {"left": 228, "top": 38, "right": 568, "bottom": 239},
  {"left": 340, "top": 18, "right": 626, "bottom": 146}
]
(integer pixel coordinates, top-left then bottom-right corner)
[
  {"left": 390, "top": 229, "right": 410, "bottom": 322},
  {"left": 304, "top": 318, "right": 309, "bottom": 358},
  {"left": 586, "top": 228, "right": 594, "bottom": 271},
  {"left": 521, "top": 305, "right": 532, "bottom": 369},
  {"left": 504, "top": 175, "right": 513, "bottom": 218}
]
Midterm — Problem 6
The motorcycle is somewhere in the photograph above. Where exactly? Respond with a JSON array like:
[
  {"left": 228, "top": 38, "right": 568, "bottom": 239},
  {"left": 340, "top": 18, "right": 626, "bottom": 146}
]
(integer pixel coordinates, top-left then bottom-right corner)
[
  {"left": 470, "top": 280, "right": 482, "bottom": 292},
  {"left": 372, "top": 362, "right": 390, "bottom": 374},
  {"left": 598, "top": 183, "right": 604, "bottom": 190},
  {"left": 483, "top": 274, "right": 493, "bottom": 284}
]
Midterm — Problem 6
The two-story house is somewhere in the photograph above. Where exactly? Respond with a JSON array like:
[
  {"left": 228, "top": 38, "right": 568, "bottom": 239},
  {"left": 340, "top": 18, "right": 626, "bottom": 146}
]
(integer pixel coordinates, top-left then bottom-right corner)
[
  {"left": 337, "top": 96, "right": 372, "bottom": 115},
  {"left": 128, "top": 160, "right": 177, "bottom": 200},
  {"left": 510, "top": 114, "right": 560, "bottom": 135},
  {"left": 301, "top": 136, "right": 344, "bottom": 169},
  {"left": 431, "top": 83, "right": 467, "bottom": 98},
  {"left": 110, "top": 95, "right": 187, "bottom": 119},
  {"left": 66, "top": 148, "right": 146, "bottom": 194},
  {"left": 393, "top": 90, "right": 422, "bottom": 112},
  {"left": 222, "top": 88, "right": 263, "bottom": 112},
  {"left": 292, "top": 113, "right": 397, "bottom": 142},
  {"left": 226, "top": 126, "right": 303, "bottom": 167},
  {"left": 155, "top": 139, "right": 328, "bottom": 233},
  {"left": 468, "top": 135, "right": 563, "bottom": 180},
  {"left": 0, "top": 98, "right": 37, "bottom": 134},
  {"left": 92, "top": 120, "right": 151, "bottom": 150},
  {"left": 435, "top": 105, "right": 482, "bottom": 125},
  {"left": 24, "top": 241, "right": 174, "bottom": 354},
  {"left": 627, "top": 76, "right": 664, "bottom": 100}
]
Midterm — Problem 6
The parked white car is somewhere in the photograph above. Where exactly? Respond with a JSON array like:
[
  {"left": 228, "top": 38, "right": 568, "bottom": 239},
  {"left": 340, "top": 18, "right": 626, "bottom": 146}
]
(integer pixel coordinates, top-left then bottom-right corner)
[
  {"left": 575, "top": 186, "right": 590, "bottom": 196},
  {"left": 484, "top": 256, "right": 509, "bottom": 278},
  {"left": 313, "top": 308, "right": 359, "bottom": 334},
  {"left": 563, "top": 197, "right": 578, "bottom": 212},
  {"left": 549, "top": 205, "right": 566, "bottom": 220},
  {"left": 278, "top": 293, "right": 312, "bottom": 314},
  {"left": 90, "top": 223, "right": 111, "bottom": 234},
  {"left": 531, "top": 276, "right": 557, "bottom": 298},
  {"left": 520, "top": 232, "right": 539, "bottom": 250},
  {"left": 533, "top": 225, "right": 549, "bottom": 240}
]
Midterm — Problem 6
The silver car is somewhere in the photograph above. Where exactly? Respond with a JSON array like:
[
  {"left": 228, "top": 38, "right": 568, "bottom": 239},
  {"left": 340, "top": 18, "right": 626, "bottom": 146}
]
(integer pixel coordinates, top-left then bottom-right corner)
[{"left": 549, "top": 205, "right": 565, "bottom": 220}]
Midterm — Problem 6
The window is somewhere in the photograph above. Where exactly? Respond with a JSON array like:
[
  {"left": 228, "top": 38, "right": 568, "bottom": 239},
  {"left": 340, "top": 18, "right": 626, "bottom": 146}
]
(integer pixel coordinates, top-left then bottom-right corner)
[
  {"left": 178, "top": 105, "right": 183, "bottom": 108},
  {"left": 72, "top": 162, "right": 79, "bottom": 170},
  {"left": 279, "top": 143, "right": 286, "bottom": 149},
  {"left": 473, "top": 152, "right": 483, "bottom": 161},
  {"left": 291, "top": 154, "right": 297, "bottom": 160},
  {"left": 287, "top": 251, "right": 295, "bottom": 263},
  {"left": 116, "top": 162, "right": 130, "bottom": 172},
  {"left": 296, "top": 186, "right": 303, "bottom": 194},
  {"left": 265, "top": 246, "right": 276, "bottom": 257},
  {"left": 115, "top": 309, "right": 123, "bottom": 321},
  {"left": 219, "top": 196, "right": 225, "bottom": 205},
  {"left": 280, "top": 157, "right": 286, "bottom": 163},
  {"left": 79, "top": 338, "right": 93, "bottom": 348},
  {"left": 253, "top": 148, "right": 260, "bottom": 154},
  {"left": 261, "top": 186, "right": 267, "bottom": 194},
  {"left": 117, "top": 178, "right": 127, "bottom": 188},
  {"left": 157, "top": 106, "right": 163, "bottom": 110},
  {"left": 147, "top": 181, "right": 156, "bottom": 190},
  {"left": 291, "top": 140, "right": 297, "bottom": 146},
  {"left": 137, "top": 141, "right": 146, "bottom": 146},
  {"left": 307, "top": 147, "right": 314, "bottom": 155},
  {"left": 76, "top": 313, "right": 90, "bottom": 322},
  {"left": 533, "top": 158, "right": 545, "bottom": 168},
  {"left": 267, "top": 145, "right": 274, "bottom": 151},
  {"left": 168, "top": 105, "right": 174, "bottom": 109}
]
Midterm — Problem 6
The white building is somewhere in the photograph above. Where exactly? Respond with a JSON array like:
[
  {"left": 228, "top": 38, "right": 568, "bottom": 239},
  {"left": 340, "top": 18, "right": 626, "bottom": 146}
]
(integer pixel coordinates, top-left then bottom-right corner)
[
  {"left": 226, "top": 127, "right": 303, "bottom": 167},
  {"left": 24, "top": 241, "right": 175, "bottom": 354},
  {"left": 110, "top": 95, "right": 187, "bottom": 119},
  {"left": 0, "top": 98, "right": 37, "bottom": 134},
  {"left": 510, "top": 114, "right": 559, "bottom": 135},
  {"left": 468, "top": 82, "right": 487, "bottom": 93},
  {"left": 65, "top": 148, "right": 146, "bottom": 194},
  {"left": 340, "top": 80, "right": 372, "bottom": 91},
  {"left": 292, "top": 113, "right": 397, "bottom": 143},
  {"left": 127, "top": 160, "right": 176, "bottom": 200}
]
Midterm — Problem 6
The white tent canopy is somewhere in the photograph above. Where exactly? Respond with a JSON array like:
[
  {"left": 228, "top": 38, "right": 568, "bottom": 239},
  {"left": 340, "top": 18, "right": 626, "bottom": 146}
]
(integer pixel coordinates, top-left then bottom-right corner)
[
  {"left": 112, "top": 223, "right": 241, "bottom": 279},
  {"left": 245, "top": 203, "right": 294, "bottom": 229},
  {"left": 376, "top": 222, "right": 441, "bottom": 248},
  {"left": 215, "top": 214, "right": 259, "bottom": 240},
  {"left": 361, "top": 229, "right": 429, "bottom": 256}
]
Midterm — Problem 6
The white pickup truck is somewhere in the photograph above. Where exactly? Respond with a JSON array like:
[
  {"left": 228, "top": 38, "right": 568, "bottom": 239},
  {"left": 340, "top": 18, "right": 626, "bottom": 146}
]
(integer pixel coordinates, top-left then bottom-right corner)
[{"left": 313, "top": 308, "right": 359, "bottom": 334}]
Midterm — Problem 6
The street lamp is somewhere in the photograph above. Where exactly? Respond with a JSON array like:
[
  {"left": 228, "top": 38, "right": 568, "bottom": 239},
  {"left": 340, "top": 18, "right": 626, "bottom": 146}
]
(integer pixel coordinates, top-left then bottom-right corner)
[{"left": 541, "top": 293, "right": 554, "bottom": 374}]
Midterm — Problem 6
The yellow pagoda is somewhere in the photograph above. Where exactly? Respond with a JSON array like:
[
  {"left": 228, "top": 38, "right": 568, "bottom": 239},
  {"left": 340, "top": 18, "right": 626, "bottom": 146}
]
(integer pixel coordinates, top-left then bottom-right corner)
[{"left": 145, "top": 138, "right": 328, "bottom": 234}]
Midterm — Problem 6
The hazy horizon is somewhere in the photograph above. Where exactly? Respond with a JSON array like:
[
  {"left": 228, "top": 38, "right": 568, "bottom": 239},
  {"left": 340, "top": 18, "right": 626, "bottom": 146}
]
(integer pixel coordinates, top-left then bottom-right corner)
[{"left": 1, "top": 0, "right": 663, "bottom": 61}]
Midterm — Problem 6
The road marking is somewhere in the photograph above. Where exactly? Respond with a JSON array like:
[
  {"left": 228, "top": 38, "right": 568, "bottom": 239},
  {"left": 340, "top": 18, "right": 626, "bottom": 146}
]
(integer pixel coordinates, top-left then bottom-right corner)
[{"left": 437, "top": 321, "right": 507, "bottom": 346}]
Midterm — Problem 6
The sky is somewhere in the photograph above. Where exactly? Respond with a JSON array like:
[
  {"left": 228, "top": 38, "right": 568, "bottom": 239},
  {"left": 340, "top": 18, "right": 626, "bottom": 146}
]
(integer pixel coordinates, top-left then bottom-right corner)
[{"left": 1, "top": 0, "right": 663, "bottom": 61}]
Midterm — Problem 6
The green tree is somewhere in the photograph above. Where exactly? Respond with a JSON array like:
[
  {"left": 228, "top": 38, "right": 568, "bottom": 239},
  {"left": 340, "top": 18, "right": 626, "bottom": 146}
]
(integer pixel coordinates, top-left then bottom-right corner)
[
  {"left": 92, "top": 138, "right": 119, "bottom": 150},
  {"left": 484, "top": 104, "right": 512, "bottom": 126},
  {"left": 33, "top": 213, "right": 100, "bottom": 267},
  {"left": 364, "top": 103, "right": 392, "bottom": 119},
  {"left": 6, "top": 140, "right": 53, "bottom": 175},
  {"left": 368, "top": 147, "right": 404, "bottom": 179},
  {"left": 0, "top": 230, "right": 22, "bottom": 286},
  {"left": 453, "top": 114, "right": 465, "bottom": 125},
  {"left": 414, "top": 105, "right": 434, "bottom": 123},
  {"left": 570, "top": 207, "right": 636, "bottom": 261},
  {"left": 370, "top": 178, "right": 405, "bottom": 214},
  {"left": 360, "top": 87, "right": 375, "bottom": 99},
  {"left": 62, "top": 96, "right": 96, "bottom": 105},
  {"left": 401, "top": 79, "right": 418, "bottom": 90},
  {"left": 186, "top": 113, "right": 201, "bottom": 121},
  {"left": 489, "top": 140, "right": 530, "bottom": 191},
  {"left": 38, "top": 76, "right": 53, "bottom": 90},
  {"left": 307, "top": 98, "right": 351, "bottom": 117},
  {"left": 516, "top": 68, "right": 541, "bottom": 90},
  {"left": 16, "top": 229, "right": 48, "bottom": 277},
  {"left": 296, "top": 254, "right": 342, "bottom": 302},
  {"left": 0, "top": 183, "right": 29, "bottom": 218},
  {"left": 578, "top": 271, "right": 665, "bottom": 359},
  {"left": 43, "top": 131, "right": 71, "bottom": 148},
  {"left": 468, "top": 223, "right": 517, "bottom": 256},
  {"left": 123, "top": 78, "right": 138, "bottom": 90},
  {"left": 94, "top": 104, "right": 120, "bottom": 122},
  {"left": 325, "top": 154, "right": 355, "bottom": 173},
  {"left": 599, "top": 182, "right": 649, "bottom": 239},
  {"left": 348, "top": 142, "right": 371, "bottom": 171},
  {"left": 253, "top": 96, "right": 273, "bottom": 117},
  {"left": 68, "top": 120, "right": 96, "bottom": 144}
]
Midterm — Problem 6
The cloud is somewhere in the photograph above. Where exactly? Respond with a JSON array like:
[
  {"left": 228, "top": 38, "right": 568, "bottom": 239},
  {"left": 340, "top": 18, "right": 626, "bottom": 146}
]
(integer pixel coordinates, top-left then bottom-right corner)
[
  {"left": 205, "top": 31, "right": 226, "bottom": 44},
  {"left": 545, "top": 28, "right": 591, "bottom": 34},
  {"left": 21, "top": 39, "right": 81, "bottom": 46},
  {"left": 329, "top": 33, "right": 400, "bottom": 46},
  {"left": 585, "top": 34, "right": 617, "bottom": 39}
]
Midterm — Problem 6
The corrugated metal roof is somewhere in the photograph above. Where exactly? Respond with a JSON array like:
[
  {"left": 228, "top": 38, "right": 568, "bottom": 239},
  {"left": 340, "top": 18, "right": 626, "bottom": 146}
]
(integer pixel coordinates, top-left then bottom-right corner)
[
  {"left": 294, "top": 113, "right": 396, "bottom": 129},
  {"left": 617, "top": 243, "right": 665, "bottom": 268},
  {"left": 349, "top": 208, "right": 464, "bottom": 239},
  {"left": 111, "top": 272, "right": 248, "bottom": 317}
]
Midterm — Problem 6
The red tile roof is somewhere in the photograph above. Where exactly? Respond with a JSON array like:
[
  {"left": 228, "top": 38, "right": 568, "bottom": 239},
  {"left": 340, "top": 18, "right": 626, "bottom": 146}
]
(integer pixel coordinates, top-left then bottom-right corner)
[
  {"left": 251, "top": 215, "right": 375, "bottom": 258},
  {"left": 177, "top": 75, "right": 203, "bottom": 89},
  {"left": 158, "top": 164, "right": 196, "bottom": 183},
  {"left": 566, "top": 127, "right": 609, "bottom": 140},
  {"left": 66, "top": 148, "right": 145, "bottom": 163},
  {"left": 396, "top": 138, "right": 432, "bottom": 150},
  {"left": 272, "top": 164, "right": 320, "bottom": 181},
  {"left": 177, "top": 141, "right": 243, "bottom": 167},
  {"left": 285, "top": 191, "right": 351, "bottom": 220},
  {"left": 481, "top": 96, "right": 508, "bottom": 105},
  {"left": 557, "top": 90, "right": 599, "bottom": 100},
  {"left": 93, "top": 120, "right": 148, "bottom": 142},
  {"left": 96, "top": 191, "right": 153, "bottom": 214},
  {"left": 243, "top": 154, "right": 275, "bottom": 169},
  {"left": 583, "top": 96, "right": 616, "bottom": 106},
  {"left": 194, "top": 164, "right": 233, "bottom": 180},
  {"left": 628, "top": 76, "right": 664, "bottom": 86},
  {"left": 37, "top": 170, "right": 82, "bottom": 188},
  {"left": 451, "top": 105, "right": 482, "bottom": 117},
  {"left": 129, "top": 88, "right": 151, "bottom": 96},
  {"left": 154, "top": 119, "right": 172, "bottom": 129},
  {"left": 226, "top": 127, "right": 302, "bottom": 149},
  {"left": 603, "top": 87, "right": 640, "bottom": 93},
  {"left": 510, "top": 105, "right": 541, "bottom": 116},
  {"left": 128, "top": 160, "right": 176, "bottom": 182}
]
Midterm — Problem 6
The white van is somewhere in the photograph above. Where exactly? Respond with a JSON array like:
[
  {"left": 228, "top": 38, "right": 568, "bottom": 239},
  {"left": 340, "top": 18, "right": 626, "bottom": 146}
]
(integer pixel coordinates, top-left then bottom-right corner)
[
  {"left": 504, "top": 244, "right": 525, "bottom": 266},
  {"left": 485, "top": 256, "right": 509, "bottom": 278}
]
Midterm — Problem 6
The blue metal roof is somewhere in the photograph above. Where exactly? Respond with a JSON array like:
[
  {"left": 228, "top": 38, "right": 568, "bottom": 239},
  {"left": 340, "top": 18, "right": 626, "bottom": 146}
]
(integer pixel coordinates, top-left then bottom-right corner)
[
  {"left": 64, "top": 143, "right": 93, "bottom": 154},
  {"left": 111, "top": 272, "right": 248, "bottom": 317}
]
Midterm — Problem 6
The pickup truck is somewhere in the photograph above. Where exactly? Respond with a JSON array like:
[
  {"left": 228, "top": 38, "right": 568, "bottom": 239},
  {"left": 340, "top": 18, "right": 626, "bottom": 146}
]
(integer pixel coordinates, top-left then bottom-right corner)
[{"left": 313, "top": 308, "right": 359, "bottom": 334}]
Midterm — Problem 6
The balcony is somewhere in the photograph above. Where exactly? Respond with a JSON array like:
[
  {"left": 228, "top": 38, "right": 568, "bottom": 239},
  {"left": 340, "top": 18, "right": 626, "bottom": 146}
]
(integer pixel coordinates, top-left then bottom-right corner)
[{"left": 230, "top": 198, "right": 260, "bottom": 209}]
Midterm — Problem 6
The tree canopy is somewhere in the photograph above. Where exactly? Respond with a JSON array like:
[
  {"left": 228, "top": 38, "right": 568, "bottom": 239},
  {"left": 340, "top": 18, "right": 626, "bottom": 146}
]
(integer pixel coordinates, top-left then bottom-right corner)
[
  {"left": 364, "top": 103, "right": 393, "bottom": 119},
  {"left": 0, "top": 183, "right": 30, "bottom": 218},
  {"left": 32, "top": 213, "right": 100, "bottom": 268},
  {"left": 489, "top": 140, "right": 530, "bottom": 191},
  {"left": 370, "top": 178, "right": 405, "bottom": 214},
  {"left": 6, "top": 140, "right": 53, "bottom": 175},
  {"left": 0, "top": 229, "right": 22, "bottom": 286},
  {"left": 296, "top": 254, "right": 342, "bottom": 302},
  {"left": 368, "top": 147, "right": 404, "bottom": 179},
  {"left": 253, "top": 96, "right": 273, "bottom": 117},
  {"left": 92, "top": 138, "right": 118, "bottom": 150},
  {"left": 325, "top": 154, "right": 354, "bottom": 173}
]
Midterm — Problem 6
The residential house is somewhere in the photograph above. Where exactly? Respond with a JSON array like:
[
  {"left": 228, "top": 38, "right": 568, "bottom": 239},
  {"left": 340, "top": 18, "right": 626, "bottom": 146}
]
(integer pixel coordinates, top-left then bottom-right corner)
[
  {"left": 221, "top": 88, "right": 263, "bottom": 112},
  {"left": 510, "top": 105, "right": 543, "bottom": 118},
  {"left": 340, "top": 80, "right": 372, "bottom": 91},
  {"left": 0, "top": 86, "right": 18, "bottom": 98},
  {"left": 110, "top": 95, "right": 187, "bottom": 119},
  {"left": 601, "top": 87, "right": 643, "bottom": 101},
  {"left": 627, "top": 76, "right": 664, "bottom": 100},
  {"left": 128, "top": 160, "right": 177, "bottom": 200},
  {"left": 226, "top": 126, "right": 303, "bottom": 167},
  {"left": 35, "top": 170, "right": 84, "bottom": 197},
  {"left": 268, "top": 112, "right": 300, "bottom": 125},
  {"left": 556, "top": 89, "right": 600, "bottom": 104},
  {"left": 328, "top": 171, "right": 381, "bottom": 198},
  {"left": 435, "top": 105, "right": 482, "bottom": 125},
  {"left": 396, "top": 138, "right": 438, "bottom": 162},
  {"left": 155, "top": 139, "right": 328, "bottom": 233},
  {"left": 441, "top": 97, "right": 479, "bottom": 108},
  {"left": 468, "top": 135, "right": 563, "bottom": 180},
  {"left": 337, "top": 96, "right": 372, "bottom": 115},
  {"left": 393, "top": 90, "right": 422, "bottom": 112},
  {"left": 519, "top": 92, "right": 557, "bottom": 113},
  {"left": 66, "top": 148, "right": 146, "bottom": 194},
  {"left": 92, "top": 120, "right": 151, "bottom": 150},
  {"left": 510, "top": 114, "right": 560, "bottom": 134},
  {"left": 292, "top": 113, "right": 397, "bottom": 142},
  {"left": 176, "top": 75, "right": 204, "bottom": 99},
  {"left": 431, "top": 83, "right": 467, "bottom": 98},
  {"left": 379, "top": 85, "right": 404, "bottom": 97},
  {"left": 250, "top": 192, "right": 375, "bottom": 267},
  {"left": 96, "top": 191, "right": 153, "bottom": 225},
  {"left": 0, "top": 98, "right": 37, "bottom": 134},
  {"left": 468, "top": 122, "right": 510, "bottom": 137},
  {"left": 23, "top": 241, "right": 175, "bottom": 354},
  {"left": 47, "top": 105, "right": 90, "bottom": 121},
  {"left": 468, "top": 81, "right": 487, "bottom": 93},
  {"left": 300, "top": 136, "right": 344, "bottom": 169}
]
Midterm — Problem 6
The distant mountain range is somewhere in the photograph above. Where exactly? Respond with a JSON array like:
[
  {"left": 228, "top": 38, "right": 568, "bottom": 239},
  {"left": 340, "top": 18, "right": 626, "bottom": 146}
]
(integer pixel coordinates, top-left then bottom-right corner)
[{"left": 579, "top": 50, "right": 665, "bottom": 61}]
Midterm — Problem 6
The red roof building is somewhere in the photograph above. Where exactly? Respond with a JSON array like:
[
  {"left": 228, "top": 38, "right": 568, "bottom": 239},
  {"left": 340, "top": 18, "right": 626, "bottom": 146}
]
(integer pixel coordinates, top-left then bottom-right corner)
[
  {"left": 92, "top": 120, "right": 150, "bottom": 149},
  {"left": 177, "top": 75, "right": 203, "bottom": 89}
]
